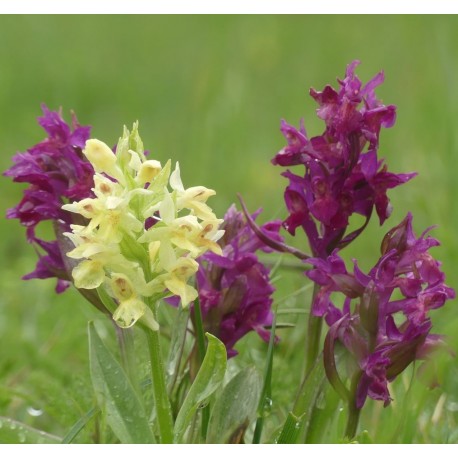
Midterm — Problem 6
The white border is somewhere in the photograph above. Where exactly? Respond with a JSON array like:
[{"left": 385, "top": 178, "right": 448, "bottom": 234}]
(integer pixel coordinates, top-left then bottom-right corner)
[{"left": 0, "top": 1, "right": 457, "bottom": 15}]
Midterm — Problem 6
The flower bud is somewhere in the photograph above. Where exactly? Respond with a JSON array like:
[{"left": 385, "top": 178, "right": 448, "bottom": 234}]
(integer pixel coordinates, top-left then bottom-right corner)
[
  {"left": 137, "top": 160, "right": 162, "bottom": 184},
  {"left": 359, "top": 281, "right": 379, "bottom": 336},
  {"left": 83, "top": 139, "right": 118, "bottom": 174},
  {"left": 380, "top": 213, "right": 411, "bottom": 255}
]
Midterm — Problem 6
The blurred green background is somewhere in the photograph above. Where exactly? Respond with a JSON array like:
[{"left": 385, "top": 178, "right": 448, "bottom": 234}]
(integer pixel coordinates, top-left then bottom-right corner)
[{"left": 1, "top": 15, "right": 458, "bottom": 443}]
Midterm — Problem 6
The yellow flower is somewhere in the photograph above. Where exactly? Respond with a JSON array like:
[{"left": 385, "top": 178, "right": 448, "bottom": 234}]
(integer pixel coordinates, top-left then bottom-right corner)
[
  {"left": 64, "top": 123, "right": 224, "bottom": 328},
  {"left": 170, "top": 163, "right": 217, "bottom": 220}
]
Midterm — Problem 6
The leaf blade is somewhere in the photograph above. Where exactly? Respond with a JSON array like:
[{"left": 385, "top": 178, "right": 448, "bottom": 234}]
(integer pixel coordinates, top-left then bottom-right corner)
[
  {"left": 0, "top": 417, "right": 61, "bottom": 444},
  {"left": 173, "top": 333, "right": 226, "bottom": 443},
  {"left": 88, "top": 321, "right": 155, "bottom": 444},
  {"left": 206, "top": 366, "right": 262, "bottom": 444}
]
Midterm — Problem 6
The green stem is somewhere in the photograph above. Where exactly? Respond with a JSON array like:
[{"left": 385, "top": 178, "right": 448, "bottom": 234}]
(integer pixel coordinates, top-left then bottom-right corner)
[
  {"left": 193, "top": 299, "right": 207, "bottom": 363},
  {"left": 192, "top": 298, "right": 210, "bottom": 442},
  {"left": 145, "top": 328, "right": 174, "bottom": 444},
  {"left": 344, "top": 371, "right": 363, "bottom": 441},
  {"left": 304, "top": 283, "right": 322, "bottom": 376}
]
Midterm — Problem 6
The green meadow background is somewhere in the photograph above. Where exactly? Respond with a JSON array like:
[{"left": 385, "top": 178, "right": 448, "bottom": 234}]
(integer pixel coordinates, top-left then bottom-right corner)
[{"left": 1, "top": 15, "right": 457, "bottom": 443}]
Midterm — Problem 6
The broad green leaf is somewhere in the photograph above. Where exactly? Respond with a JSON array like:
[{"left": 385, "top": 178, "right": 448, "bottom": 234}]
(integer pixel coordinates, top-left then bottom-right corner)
[
  {"left": 173, "top": 333, "right": 226, "bottom": 443},
  {"left": 88, "top": 322, "right": 155, "bottom": 444},
  {"left": 206, "top": 366, "right": 262, "bottom": 444},
  {"left": 0, "top": 417, "right": 61, "bottom": 444}
]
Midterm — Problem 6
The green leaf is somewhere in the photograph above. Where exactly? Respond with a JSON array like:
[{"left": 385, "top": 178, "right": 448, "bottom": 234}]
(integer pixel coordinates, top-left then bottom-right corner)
[
  {"left": 276, "top": 412, "right": 306, "bottom": 444},
  {"left": 173, "top": 333, "right": 226, "bottom": 443},
  {"left": 206, "top": 366, "right": 262, "bottom": 444},
  {"left": 88, "top": 322, "right": 155, "bottom": 444},
  {"left": 305, "top": 386, "right": 341, "bottom": 443},
  {"left": 252, "top": 308, "right": 277, "bottom": 443},
  {"left": 0, "top": 417, "right": 61, "bottom": 444},
  {"left": 166, "top": 305, "right": 190, "bottom": 393},
  {"left": 61, "top": 406, "right": 99, "bottom": 444},
  {"left": 292, "top": 354, "right": 327, "bottom": 443},
  {"left": 355, "top": 430, "right": 373, "bottom": 444}
]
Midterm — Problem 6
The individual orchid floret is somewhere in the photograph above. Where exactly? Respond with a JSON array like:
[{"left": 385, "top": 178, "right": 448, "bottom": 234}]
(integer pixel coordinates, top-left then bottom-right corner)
[
  {"left": 63, "top": 123, "right": 223, "bottom": 330},
  {"left": 3, "top": 105, "right": 93, "bottom": 293},
  {"left": 271, "top": 61, "right": 416, "bottom": 258},
  {"left": 194, "top": 204, "right": 283, "bottom": 357},
  {"left": 308, "top": 213, "right": 455, "bottom": 408}
]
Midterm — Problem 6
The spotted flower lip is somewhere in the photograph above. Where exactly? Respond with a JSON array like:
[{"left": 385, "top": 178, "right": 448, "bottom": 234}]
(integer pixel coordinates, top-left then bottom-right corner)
[
  {"left": 194, "top": 204, "right": 283, "bottom": 357},
  {"left": 272, "top": 61, "right": 416, "bottom": 258},
  {"left": 310, "top": 213, "right": 455, "bottom": 407},
  {"left": 63, "top": 123, "right": 223, "bottom": 329},
  {"left": 4, "top": 105, "right": 93, "bottom": 292}
]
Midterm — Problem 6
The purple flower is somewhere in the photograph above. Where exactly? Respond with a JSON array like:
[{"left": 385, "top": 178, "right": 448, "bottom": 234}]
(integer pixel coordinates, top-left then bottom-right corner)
[
  {"left": 272, "top": 61, "right": 416, "bottom": 257},
  {"left": 312, "top": 213, "right": 455, "bottom": 407},
  {"left": 195, "top": 204, "right": 283, "bottom": 357},
  {"left": 4, "top": 105, "right": 93, "bottom": 292}
]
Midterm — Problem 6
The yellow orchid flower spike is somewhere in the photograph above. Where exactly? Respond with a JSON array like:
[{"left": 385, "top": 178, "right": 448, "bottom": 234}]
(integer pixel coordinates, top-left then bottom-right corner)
[{"left": 63, "top": 123, "right": 224, "bottom": 330}]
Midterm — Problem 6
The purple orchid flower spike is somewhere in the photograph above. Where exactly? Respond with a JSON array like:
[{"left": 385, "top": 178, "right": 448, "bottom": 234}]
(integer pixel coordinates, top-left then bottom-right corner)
[
  {"left": 309, "top": 213, "right": 455, "bottom": 408},
  {"left": 4, "top": 105, "right": 94, "bottom": 294},
  {"left": 272, "top": 61, "right": 416, "bottom": 258},
  {"left": 195, "top": 204, "right": 283, "bottom": 357}
]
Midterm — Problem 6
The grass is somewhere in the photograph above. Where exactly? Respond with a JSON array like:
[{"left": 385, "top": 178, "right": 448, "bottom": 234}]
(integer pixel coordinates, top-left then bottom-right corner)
[{"left": 1, "top": 15, "right": 458, "bottom": 443}]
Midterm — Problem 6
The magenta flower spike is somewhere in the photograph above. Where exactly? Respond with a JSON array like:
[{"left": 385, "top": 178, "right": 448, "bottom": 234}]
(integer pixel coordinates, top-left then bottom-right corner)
[
  {"left": 272, "top": 61, "right": 416, "bottom": 258},
  {"left": 4, "top": 105, "right": 93, "bottom": 292},
  {"left": 195, "top": 204, "right": 283, "bottom": 357},
  {"left": 309, "top": 213, "right": 455, "bottom": 407}
]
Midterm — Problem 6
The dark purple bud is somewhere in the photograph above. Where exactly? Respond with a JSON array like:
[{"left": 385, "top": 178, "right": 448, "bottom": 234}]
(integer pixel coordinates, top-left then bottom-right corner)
[
  {"left": 381, "top": 212, "right": 412, "bottom": 255},
  {"left": 359, "top": 281, "right": 379, "bottom": 336}
]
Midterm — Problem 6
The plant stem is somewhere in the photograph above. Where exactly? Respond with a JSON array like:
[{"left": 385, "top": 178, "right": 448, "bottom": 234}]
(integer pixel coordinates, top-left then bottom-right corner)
[
  {"left": 145, "top": 328, "right": 174, "bottom": 444},
  {"left": 304, "top": 283, "right": 322, "bottom": 376},
  {"left": 344, "top": 371, "right": 363, "bottom": 441},
  {"left": 192, "top": 298, "right": 210, "bottom": 442}
]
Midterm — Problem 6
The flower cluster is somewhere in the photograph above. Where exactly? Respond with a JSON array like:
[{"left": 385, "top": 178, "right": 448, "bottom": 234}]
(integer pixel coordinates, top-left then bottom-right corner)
[
  {"left": 4, "top": 105, "right": 93, "bottom": 292},
  {"left": 195, "top": 205, "right": 283, "bottom": 357},
  {"left": 63, "top": 124, "right": 224, "bottom": 329},
  {"left": 272, "top": 61, "right": 416, "bottom": 258},
  {"left": 306, "top": 213, "right": 455, "bottom": 407}
]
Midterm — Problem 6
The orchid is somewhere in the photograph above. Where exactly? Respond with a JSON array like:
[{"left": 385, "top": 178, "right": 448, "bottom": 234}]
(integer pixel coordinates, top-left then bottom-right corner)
[
  {"left": 63, "top": 123, "right": 223, "bottom": 329},
  {"left": 4, "top": 105, "right": 93, "bottom": 292},
  {"left": 307, "top": 213, "right": 455, "bottom": 407},
  {"left": 272, "top": 61, "right": 416, "bottom": 258},
  {"left": 195, "top": 204, "right": 283, "bottom": 356}
]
